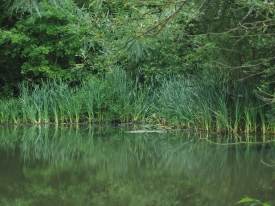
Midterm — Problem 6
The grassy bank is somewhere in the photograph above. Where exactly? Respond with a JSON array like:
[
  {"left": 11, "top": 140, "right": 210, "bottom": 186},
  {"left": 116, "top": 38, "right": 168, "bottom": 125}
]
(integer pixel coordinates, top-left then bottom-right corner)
[{"left": 0, "top": 69, "right": 274, "bottom": 134}]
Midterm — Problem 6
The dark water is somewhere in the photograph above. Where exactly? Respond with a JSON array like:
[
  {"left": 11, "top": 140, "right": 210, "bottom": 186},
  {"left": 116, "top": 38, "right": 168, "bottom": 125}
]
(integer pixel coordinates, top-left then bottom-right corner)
[{"left": 0, "top": 126, "right": 274, "bottom": 206}]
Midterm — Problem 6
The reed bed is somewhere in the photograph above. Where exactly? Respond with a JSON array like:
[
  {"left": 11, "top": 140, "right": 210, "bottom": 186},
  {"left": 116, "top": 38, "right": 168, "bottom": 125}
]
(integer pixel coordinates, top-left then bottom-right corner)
[
  {"left": 156, "top": 78, "right": 275, "bottom": 134},
  {"left": 0, "top": 69, "right": 274, "bottom": 134},
  {"left": 0, "top": 69, "right": 150, "bottom": 125}
]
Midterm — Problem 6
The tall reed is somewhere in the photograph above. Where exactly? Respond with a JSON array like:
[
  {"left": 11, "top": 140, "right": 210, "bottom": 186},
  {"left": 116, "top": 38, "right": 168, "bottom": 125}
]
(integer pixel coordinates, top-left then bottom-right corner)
[
  {"left": 0, "top": 68, "right": 150, "bottom": 125},
  {"left": 0, "top": 68, "right": 273, "bottom": 134},
  {"left": 155, "top": 77, "right": 272, "bottom": 134}
]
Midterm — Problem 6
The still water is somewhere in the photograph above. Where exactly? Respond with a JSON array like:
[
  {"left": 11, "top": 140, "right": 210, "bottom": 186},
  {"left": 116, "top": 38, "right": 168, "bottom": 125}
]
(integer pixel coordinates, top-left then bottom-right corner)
[{"left": 0, "top": 126, "right": 274, "bottom": 206}]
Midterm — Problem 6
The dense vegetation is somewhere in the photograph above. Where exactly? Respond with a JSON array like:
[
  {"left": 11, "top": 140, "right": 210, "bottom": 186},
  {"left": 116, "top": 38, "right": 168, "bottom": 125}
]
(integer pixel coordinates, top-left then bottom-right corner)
[{"left": 0, "top": 0, "right": 275, "bottom": 133}]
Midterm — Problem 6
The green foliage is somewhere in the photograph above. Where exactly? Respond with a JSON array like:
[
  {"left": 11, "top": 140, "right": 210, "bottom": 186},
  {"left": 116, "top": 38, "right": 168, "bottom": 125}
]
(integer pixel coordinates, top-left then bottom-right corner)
[
  {"left": 0, "top": 0, "right": 104, "bottom": 93},
  {"left": 237, "top": 197, "right": 271, "bottom": 206},
  {"left": 1, "top": 0, "right": 275, "bottom": 83}
]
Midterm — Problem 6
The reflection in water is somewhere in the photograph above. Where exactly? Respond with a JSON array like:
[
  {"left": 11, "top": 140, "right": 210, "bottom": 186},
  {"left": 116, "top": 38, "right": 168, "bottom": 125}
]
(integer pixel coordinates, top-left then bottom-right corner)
[{"left": 0, "top": 126, "right": 274, "bottom": 206}]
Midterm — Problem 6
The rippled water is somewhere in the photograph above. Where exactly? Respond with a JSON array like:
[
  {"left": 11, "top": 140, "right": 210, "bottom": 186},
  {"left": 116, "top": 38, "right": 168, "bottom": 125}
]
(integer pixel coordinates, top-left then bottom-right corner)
[{"left": 0, "top": 126, "right": 274, "bottom": 206}]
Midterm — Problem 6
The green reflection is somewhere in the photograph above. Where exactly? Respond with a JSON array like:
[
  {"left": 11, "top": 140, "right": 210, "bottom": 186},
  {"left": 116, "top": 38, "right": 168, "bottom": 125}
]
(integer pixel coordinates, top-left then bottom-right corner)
[{"left": 0, "top": 126, "right": 274, "bottom": 206}]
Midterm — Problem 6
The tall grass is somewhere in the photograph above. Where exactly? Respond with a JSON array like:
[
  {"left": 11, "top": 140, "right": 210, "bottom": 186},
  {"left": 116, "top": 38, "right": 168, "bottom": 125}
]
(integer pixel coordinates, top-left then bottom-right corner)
[
  {"left": 0, "top": 68, "right": 273, "bottom": 134},
  {"left": 0, "top": 69, "right": 151, "bottom": 125},
  {"left": 156, "top": 77, "right": 273, "bottom": 134}
]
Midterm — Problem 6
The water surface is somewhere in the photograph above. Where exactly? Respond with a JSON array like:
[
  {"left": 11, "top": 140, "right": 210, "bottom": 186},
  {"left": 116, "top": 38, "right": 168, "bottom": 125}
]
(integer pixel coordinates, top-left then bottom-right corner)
[{"left": 0, "top": 126, "right": 274, "bottom": 206}]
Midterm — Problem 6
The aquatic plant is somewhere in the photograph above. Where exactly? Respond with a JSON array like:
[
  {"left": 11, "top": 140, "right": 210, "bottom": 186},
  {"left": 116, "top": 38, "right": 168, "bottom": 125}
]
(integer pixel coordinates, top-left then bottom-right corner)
[
  {"left": 155, "top": 77, "right": 271, "bottom": 134},
  {"left": 0, "top": 68, "right": 273, "bottom": 134},
  {"left": 0, "top": 69, "right": 151, "bottom": 125}
]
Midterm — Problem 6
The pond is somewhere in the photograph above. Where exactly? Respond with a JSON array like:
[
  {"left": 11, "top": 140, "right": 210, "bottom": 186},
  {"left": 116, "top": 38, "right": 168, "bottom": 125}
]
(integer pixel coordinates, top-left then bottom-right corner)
[{"left": 0, "top": 126, "right": 274, "bottom": 206}]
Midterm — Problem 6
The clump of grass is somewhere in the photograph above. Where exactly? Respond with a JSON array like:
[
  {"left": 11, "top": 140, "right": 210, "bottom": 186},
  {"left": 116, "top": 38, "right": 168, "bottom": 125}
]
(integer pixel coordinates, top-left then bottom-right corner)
[
  {"left": 157, "top": 79, "right": 194, "bottom": 124},
  {"left": 155, "top": 77, "right": 272, "bottom": 134},
  {"left": 0, "top": 68, "right": 150, "bottom": 125}
]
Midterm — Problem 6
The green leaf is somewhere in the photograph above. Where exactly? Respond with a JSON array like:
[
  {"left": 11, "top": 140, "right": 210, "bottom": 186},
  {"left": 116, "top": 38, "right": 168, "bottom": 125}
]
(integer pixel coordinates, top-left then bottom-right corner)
[{"left": 237, "top": 197, "right": 257, "bottom": 204}]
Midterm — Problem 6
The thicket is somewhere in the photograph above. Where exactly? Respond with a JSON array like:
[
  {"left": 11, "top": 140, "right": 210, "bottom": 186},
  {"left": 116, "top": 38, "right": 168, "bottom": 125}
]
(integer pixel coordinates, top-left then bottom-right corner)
[{"left": 0, "top": 0, "right": 274, "bottom": 132}]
